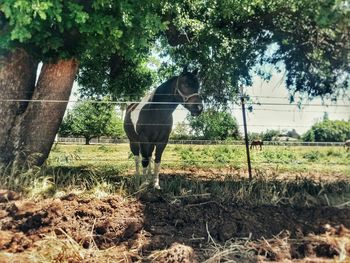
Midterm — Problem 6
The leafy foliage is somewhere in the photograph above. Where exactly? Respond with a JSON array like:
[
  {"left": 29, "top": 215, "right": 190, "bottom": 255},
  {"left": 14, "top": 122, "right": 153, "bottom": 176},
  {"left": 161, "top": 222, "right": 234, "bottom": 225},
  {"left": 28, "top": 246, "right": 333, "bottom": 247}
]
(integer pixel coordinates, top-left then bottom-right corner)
[
  {"left": 170, "top": 121, "right": 192, "bottom": 140},
  {"left": 0, "top": 0, "right": 166, "bottom": 100},
  {"left": 261, "top": 129, "right": 281, "bottom": 141},
  {"left": 248, "top": 130, "right": 279, "bottom": 141},
  {"left": 158, "top": 0, "right": 350, "bottom": 103},
  {"left": 1, "top": 0, "right": 349, "bottom": 103},
  {"left": 1, "top": 1, "right": 165, "bottom": 58},
  {"left": 59, "top": 100, "right": 124, "bottom": 144},
  {"left": 187, "top": 109, "right": 240, "bottom": 140},
  {"left": 286, "top": 129, "right": 300, "bottom": 139},
  {"left": 302, "top": 120, "right": 350, "bottom": 142},
  {"left": 249, "top": 129, "right": 301, "bottom": 141}
]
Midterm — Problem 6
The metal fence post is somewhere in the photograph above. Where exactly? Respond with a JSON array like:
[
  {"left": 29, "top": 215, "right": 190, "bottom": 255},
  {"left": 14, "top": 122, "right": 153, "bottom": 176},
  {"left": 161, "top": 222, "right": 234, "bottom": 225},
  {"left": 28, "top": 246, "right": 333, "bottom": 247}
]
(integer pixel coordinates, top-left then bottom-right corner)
[{"left": 240, "top": 87, "right": 252, "bottom": 180}]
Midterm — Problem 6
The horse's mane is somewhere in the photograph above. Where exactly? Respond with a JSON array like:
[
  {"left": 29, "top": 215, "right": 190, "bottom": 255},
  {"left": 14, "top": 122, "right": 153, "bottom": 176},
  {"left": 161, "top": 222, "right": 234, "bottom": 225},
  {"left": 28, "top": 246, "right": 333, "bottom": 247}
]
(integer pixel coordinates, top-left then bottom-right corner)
[{"left": 154, "top": 76, "right": 177, "bottom": 96}]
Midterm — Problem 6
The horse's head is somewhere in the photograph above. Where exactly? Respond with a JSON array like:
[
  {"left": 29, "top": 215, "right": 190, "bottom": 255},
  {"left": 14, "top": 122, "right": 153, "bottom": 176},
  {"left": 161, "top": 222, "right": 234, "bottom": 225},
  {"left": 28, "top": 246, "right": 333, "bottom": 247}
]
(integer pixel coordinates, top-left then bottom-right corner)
[{"left": 175, "top": 67, "right": 203, "bottom": 116}]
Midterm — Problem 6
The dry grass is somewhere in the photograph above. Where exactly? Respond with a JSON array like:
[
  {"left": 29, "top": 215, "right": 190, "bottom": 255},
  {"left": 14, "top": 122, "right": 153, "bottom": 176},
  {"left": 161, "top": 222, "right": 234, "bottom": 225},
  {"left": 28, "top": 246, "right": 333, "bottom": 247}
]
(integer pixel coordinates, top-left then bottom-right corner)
[
  {"left": 1, "top": 159, "right": 350, "bottom": 208},
  {"left": 0, "top": 230, "right": 141, "bottom": 263},
  {"left": 202, "top": 226, "right": 350, "bottom": 263}
]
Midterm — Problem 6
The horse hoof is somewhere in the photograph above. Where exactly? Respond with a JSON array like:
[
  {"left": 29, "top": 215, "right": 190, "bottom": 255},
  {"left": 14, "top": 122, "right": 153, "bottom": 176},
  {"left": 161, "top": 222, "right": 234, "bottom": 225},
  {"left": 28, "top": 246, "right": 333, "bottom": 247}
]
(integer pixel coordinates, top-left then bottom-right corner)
[{"left": 154, "top": 184, "right": 161, "bottom": 190}]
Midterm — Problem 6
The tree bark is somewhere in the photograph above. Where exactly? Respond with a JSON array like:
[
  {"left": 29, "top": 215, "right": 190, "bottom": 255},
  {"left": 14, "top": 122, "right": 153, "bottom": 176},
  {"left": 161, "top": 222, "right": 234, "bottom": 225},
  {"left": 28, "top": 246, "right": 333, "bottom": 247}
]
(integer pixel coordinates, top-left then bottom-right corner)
[
  {"left": 85, "top": 137, "right": 91, "bottom": 145},
  {"left": 0, "top": 49, "right": 37, "bottom": 165},
  {"left": 16, "top": 59, "right": 79, "bottom": 166},
  {"left": 0, "top": 48, "right": 78, "bottom": 168}
]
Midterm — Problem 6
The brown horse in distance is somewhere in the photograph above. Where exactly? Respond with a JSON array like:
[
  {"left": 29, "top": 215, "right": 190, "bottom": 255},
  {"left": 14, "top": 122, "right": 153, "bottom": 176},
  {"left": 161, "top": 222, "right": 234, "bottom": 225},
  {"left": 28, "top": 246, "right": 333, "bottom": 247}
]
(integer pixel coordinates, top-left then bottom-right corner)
[
  {"left": 250, "top": 140, "right": 263, "bottom": 150},
  {"left": 345, "top": 139, "right": 350, "bottom": 151}
]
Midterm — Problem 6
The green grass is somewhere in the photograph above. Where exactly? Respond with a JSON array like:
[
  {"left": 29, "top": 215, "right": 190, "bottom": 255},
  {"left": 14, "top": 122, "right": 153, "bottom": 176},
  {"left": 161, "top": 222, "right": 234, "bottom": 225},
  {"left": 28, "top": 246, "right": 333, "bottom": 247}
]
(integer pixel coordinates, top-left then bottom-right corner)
[
  {"left": 1, "top": 143, "right": 349, "bottom": 206},
  {"left": 48, "top": 143, "right": 350, "bottom": 174}
]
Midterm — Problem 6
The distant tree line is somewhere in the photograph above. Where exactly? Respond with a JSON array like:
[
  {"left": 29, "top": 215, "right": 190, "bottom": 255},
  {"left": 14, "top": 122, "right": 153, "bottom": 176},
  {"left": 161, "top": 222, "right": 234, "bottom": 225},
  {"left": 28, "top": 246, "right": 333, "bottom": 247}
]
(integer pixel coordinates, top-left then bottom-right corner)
[
  {"left": 171, "top": 109, "right": 241, "bottom": 140},
  {"left": 248, "top": 129, "right": 300, "bottom": 142},
  {"left": 302, "top": 120, "right": 350, "bottom": 142},
  {"left": 58, "top": 102, "right": 349, "bottom": 143}
]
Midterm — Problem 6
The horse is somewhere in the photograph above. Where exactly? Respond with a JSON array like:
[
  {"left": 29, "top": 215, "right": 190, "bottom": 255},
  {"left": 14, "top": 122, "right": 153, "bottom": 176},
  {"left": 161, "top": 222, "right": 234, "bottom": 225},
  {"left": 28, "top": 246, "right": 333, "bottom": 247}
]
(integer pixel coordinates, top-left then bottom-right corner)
[
  {"left": 345, "top": 139, "right": 350, "bottom": 151},
  {"left": 250, "top": 140, "right": 263, "bottom": 150},
  {"left": 124, "top": 67, "right": 203, "bottom": 189}
]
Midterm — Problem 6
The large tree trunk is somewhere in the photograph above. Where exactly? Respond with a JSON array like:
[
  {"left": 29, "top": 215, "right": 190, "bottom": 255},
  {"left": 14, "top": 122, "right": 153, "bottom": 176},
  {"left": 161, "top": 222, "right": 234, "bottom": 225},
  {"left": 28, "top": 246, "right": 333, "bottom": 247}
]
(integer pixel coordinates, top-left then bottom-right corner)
[
  {"left": 0, "top": 49, "right": 37, "bottom": 165},
  {"left": 16, "top": 59, "right": 79, "bottom": 166},
  {"left": 0, "top": 49, "right": 78, "bottom": 168}
]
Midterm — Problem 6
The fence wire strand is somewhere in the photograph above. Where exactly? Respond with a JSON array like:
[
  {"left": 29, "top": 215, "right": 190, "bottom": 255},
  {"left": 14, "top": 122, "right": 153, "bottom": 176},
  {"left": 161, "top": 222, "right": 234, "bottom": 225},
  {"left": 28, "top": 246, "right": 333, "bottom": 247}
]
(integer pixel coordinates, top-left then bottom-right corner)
[{"left": 1, "top": 98, "right": 349, "bottom": 108}]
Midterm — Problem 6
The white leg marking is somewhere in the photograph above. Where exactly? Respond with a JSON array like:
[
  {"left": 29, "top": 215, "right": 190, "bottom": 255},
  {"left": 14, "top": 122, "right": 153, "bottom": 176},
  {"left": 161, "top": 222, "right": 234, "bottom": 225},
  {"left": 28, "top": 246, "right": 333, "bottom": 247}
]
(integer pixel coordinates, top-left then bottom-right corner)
[{"left": 154, "top": 162, "right": 161, "bottom": 189}]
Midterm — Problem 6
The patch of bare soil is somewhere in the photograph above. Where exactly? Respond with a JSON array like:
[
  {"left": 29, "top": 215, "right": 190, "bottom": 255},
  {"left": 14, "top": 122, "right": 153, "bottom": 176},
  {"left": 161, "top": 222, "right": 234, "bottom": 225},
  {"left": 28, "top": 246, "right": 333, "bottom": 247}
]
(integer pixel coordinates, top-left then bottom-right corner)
[
  {"left": 160, "top": 167, "right": 348, "bottom": 182},
  {"left": 0, "top": 189, "right": 350, "bottom": 262}
]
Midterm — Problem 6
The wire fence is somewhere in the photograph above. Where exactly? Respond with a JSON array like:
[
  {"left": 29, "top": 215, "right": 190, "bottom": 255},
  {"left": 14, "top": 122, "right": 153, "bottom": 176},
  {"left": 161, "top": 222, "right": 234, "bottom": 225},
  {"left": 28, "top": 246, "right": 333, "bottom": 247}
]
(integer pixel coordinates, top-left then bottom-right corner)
[
  {"left": 1, "top": 98, "right": 349, "bottom": 107},
  {"left": 2, "top": 97, "right": 349, "bottom": 170},
  {"left": 57, "top": 137, "right": 346, "bottom": 147},
  {"left": 52, "top": 158, "right": 350, "bottom": 167}
]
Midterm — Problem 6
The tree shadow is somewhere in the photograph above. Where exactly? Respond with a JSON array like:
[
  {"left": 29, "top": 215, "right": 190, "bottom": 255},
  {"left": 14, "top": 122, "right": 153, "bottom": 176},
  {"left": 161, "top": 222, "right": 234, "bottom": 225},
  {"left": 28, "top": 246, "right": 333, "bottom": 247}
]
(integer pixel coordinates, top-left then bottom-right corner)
[{"left": 136, "top": 173, "right": 350, "bottom": 260}]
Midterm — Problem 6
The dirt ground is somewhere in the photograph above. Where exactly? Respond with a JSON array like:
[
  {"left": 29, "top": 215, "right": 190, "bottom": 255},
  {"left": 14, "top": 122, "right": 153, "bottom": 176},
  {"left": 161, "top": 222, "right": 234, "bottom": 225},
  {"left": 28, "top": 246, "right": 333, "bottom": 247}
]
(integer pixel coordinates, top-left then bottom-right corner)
[
  {"left": 161, "top": 167, "right": 349, "bottom": 182},
  {"left": 1, "top": 188, "right": 350, "bottom": 262}
]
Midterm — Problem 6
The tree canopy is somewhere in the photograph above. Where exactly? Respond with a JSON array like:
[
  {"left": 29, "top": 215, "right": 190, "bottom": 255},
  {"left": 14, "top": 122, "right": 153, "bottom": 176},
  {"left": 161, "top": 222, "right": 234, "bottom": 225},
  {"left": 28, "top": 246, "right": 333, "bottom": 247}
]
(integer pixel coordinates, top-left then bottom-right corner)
[
  {"left": 187, "top": 108, "right": 240, "bottom": 140},
  {"left": 59, "top": 100, "right": 124, "bottom": 144},
  {"left": 2, "top": 0, "right": 348, "bottom": 102},
  {"left": 158, "top": 0, "right": 350, "bottom": 104},
  {"left": 1, "top": 0, "right": 166, "bottom": 100},
  {"left": 302, "top": 120, "right": 350, "bottom": 142}
]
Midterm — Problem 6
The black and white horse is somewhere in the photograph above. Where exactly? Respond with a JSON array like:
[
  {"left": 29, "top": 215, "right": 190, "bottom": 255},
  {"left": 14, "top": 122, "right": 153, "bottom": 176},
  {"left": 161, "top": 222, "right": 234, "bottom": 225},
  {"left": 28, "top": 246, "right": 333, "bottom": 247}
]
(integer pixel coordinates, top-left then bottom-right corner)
[{"left": 124, "top": 68, "right": 203, "bottom": 189}]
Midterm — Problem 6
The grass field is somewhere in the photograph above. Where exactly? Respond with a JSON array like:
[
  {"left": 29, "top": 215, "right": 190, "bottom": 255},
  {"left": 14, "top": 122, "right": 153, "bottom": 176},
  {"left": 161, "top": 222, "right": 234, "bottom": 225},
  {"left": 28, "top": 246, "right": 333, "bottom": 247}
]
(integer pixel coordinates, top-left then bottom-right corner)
[
  {"left": 49, "top": 143, "right": 350, "bottom": 174},
  {"left": 1, "top": 143, "right": 349, "bottom": 203}
]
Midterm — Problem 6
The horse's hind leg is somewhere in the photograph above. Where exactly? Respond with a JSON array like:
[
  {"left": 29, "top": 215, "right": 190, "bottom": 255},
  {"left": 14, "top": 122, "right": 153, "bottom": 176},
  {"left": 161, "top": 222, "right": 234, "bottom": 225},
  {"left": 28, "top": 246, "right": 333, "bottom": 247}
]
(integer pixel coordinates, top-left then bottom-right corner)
[
  {"left": 130, "top": 142, "right": 140, "bottom": 175},
  {"left": 154, "top": 143, "right": 167, "bottom": 189}
]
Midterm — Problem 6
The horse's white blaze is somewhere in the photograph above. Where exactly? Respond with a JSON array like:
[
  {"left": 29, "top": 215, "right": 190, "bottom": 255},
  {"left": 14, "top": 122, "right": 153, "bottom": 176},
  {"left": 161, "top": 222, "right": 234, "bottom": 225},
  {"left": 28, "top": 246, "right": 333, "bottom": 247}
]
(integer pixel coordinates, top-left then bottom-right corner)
[{"left": 130, "top": 90, "right": 155, "bottom": 134}]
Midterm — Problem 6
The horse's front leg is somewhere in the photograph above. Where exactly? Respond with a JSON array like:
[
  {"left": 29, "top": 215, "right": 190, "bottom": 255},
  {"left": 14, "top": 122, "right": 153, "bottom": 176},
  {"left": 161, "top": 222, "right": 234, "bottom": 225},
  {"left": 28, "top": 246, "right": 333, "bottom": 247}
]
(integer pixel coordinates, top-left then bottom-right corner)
[
  {"left": 154, "top": 143, "right": 167, "bottom": 190},
  {"left": 130, "top": 142, "right": 140, "bottom": 175}
]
